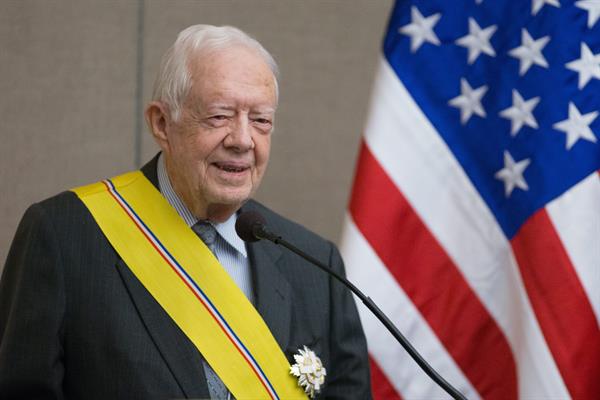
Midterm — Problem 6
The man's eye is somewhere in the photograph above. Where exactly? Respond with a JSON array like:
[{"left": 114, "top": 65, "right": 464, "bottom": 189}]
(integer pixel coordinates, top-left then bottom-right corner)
[
  {"left": 212, "top": 115, "right": 228, "bottom": 120},
  {"left": 255, "top": 118, "right": 271, "bottom": 125}
]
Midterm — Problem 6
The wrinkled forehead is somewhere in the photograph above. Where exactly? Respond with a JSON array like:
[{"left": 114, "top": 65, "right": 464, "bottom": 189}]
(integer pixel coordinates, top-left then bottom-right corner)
[{"left": 187, "top": 45, "right": 278, "bottom": 100}]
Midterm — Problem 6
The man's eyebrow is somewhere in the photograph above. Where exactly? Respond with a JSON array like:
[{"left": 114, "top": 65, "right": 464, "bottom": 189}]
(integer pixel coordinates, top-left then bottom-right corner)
[
  {"left": 250, "top": 103, "right": 277, "bottom": 112},
  {"left": 250, "top": 107, "right": 276, "bottom": 114},
  {"left": 203, "top": 104, "right": 276, "bottom": 114},
  {"left": 204, "top": 103, "right": 236, "bottom": 111}
]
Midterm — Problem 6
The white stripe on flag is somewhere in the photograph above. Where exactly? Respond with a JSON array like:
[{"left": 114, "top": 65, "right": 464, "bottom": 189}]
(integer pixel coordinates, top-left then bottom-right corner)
[
  {"left": 341, "top": 216, "right": 479, "bottom": 400},
  {"left": 546, "top": 172, "right": 600, "bottom": 325},
  {"left": 360, "top": 57, "right": 570, "bottom": 399}
]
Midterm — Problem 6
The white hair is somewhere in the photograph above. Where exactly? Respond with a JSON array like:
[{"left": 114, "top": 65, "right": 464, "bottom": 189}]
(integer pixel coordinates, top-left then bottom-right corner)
[{"left": 151, "top": 24, "right": 279, "bottom": 121}]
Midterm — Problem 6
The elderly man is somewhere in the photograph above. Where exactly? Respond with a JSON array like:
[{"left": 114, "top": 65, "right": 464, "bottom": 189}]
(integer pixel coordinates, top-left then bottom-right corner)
[{"left": 0, "top": 25, "right": 371, "bottom": 399}]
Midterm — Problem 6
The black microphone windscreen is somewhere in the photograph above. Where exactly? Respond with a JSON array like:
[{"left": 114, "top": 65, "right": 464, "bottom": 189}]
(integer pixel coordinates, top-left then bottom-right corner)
[{"left": 235, "top": 211, "right": 266, "bottom": 242}]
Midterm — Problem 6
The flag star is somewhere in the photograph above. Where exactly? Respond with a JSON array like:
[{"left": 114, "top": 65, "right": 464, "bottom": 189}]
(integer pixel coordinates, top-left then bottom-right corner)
[
  {"left": 495, "top": 151, "right": 531, "bottom": 197},
  {"left": 399, "top": 6, "right": 442, "bottom": 53},
  {"left": 566, "top": 42, "right": 600, "bottom": 89},
  {"left": 509, "top": 29, "right": 551, "bottom": 76},
  {"left": 499, "top": 90, "right": 540, "bottom": 136},
  {"left": 532, "top": 0, "right": 560, "bottom": 16},
  {"left": 448, "top": 78, "right": 488, "bottom": 124},
  {"left": 455, "top": 18, "right": 497, "bottom": 64},
  {"left": 553, "top": 102, "right": 598, "bottom": 150},
  {"left": 576, "top": 0, "right": 600, "bottom": 28}
]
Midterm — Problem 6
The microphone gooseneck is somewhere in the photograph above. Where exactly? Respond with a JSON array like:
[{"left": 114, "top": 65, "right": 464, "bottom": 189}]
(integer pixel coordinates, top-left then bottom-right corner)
[{"left": 235, "top": 211, "right": 467, "bottom": 400}]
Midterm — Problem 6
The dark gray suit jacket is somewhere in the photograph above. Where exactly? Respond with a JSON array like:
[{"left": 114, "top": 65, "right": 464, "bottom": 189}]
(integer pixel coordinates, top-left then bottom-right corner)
[{"left": 0, "top": 157, "right": 371, "bottom": 399}]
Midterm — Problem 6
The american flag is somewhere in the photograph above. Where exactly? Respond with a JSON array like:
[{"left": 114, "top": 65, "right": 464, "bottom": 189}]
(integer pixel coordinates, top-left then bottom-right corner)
[{"left": 340, "top": 1, "right": 600, "bottom": 398}]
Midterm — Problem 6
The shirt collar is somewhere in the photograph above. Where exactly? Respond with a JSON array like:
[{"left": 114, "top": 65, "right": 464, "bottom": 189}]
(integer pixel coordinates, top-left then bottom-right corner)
[
  {"left": 212, "top": 216, "right": 248, "bottom": 258},
  {"left": 156, "top": 153, "right": 247, "bottom": 257}
]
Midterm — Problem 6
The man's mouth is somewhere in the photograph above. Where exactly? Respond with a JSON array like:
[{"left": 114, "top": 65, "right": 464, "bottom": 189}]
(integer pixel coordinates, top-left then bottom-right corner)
[{"left": 213, "top": 162, "right": 250, "bottom": 173}]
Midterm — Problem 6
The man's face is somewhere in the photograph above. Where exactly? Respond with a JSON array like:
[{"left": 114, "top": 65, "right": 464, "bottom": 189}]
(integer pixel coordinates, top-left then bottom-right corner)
[{"left": 160, "top": 46, "right": 277, "bottom": 221}]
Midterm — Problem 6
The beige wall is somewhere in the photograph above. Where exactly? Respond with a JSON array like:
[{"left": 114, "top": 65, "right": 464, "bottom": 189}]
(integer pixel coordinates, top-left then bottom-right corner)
[{"left": 0, "top": 0, "right": 393, "bottom": 268}]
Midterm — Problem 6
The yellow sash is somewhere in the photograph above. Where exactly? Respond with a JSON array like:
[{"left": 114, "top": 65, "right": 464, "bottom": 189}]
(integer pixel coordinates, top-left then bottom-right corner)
[{"left": 72, "top": 171, "right": 306, "bottom": 399}]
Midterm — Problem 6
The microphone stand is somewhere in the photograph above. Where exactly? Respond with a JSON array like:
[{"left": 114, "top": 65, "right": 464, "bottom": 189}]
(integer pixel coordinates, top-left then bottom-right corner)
[{"left": 254, "top": 227, "right": 467, "bottom": 400}]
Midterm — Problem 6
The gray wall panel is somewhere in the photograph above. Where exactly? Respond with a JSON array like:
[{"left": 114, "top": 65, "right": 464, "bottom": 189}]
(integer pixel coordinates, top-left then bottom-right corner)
[{"left": 0, "top": 0, "right": 138, "bottom": 264}]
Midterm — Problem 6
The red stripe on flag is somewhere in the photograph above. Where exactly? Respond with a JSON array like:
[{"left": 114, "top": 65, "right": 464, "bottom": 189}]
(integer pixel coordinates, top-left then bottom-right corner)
[
  {"left": 349, "top": 142, "right": 517, "bottom": 399},
  {"left": 369, "top": 357, "right": 403, "bottom": 400},
  {"left": 511, "top": 208, "right": 600, "bottom": 400}
]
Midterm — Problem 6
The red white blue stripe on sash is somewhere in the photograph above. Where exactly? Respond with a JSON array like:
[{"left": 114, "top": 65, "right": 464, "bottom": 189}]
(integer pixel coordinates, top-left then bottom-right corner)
[{"left": 102, "top": 178, "right": 280, "bottom": 400}]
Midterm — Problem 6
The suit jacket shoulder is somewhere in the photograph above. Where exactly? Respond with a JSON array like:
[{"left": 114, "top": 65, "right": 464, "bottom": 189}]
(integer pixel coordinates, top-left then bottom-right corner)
[{"left": 0, "top": 187, "right": 210, "bottom": 399}]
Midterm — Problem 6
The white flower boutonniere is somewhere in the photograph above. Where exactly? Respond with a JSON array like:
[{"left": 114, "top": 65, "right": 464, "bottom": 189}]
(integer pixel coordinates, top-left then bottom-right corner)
[{"left": 290, "top": 346, "right": 327, "bottom": 398}]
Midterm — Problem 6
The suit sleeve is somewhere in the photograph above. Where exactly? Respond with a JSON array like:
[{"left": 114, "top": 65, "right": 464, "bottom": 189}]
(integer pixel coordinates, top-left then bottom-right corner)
[
  {"left": 0, "top": 204, "right": 66, "bottom": 399},
  {"left": 323, "top": 242, "right": 372, "bottom": 399}
]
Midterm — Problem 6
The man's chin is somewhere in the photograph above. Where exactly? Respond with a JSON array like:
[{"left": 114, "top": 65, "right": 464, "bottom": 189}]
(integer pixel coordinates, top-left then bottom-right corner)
[
  {"left": 203, "top": 189, "right": 252, "bottom": 216},
  {"left": 215, "top": 188, "right": 253, "bottom": 204}
]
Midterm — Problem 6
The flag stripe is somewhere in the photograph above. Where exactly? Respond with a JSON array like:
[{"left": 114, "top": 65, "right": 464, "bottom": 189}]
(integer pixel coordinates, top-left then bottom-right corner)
[
  {"left": 340, "top": 217, "right": 479, "bottom": 400},
  {"left": 361, "top": 57, "right": 570, "bottom": 399},
  {"left": 511, "top": 209, "right": 600, "bottom": 400},
  {"left": 349, "top": 142, "right": 517, "bottom": 399},
  {"left": 369, "top": 357, "right": 403, "bottom": 400},
  {"left": 546, "top": 171, "right": 600, "bottom": 324}
]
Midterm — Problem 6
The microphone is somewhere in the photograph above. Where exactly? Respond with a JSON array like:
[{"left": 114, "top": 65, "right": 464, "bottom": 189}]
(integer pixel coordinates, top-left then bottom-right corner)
[
  {"left": 235, "top": 211, "right": 466, "bottom": 400},
  {"left": 235, "top": 211, "right": 277, "bottom": 243}
]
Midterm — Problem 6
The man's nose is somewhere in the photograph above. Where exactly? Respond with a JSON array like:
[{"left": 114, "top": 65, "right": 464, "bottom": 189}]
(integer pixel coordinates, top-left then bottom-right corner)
[{"left": 224, "top": 117, "right": 254, "bottom": 151}]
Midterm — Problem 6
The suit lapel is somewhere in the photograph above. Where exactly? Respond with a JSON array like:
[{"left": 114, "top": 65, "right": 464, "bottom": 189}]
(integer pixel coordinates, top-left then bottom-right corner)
[
  {"left": 249, "top": 241, "right": 293, "bottom": 353},
  {"left": 116, "top": 259, "right": 210, "bottom": 398},
  {"left": 244, "top": 204, "right": 293, "bottom": 354}
]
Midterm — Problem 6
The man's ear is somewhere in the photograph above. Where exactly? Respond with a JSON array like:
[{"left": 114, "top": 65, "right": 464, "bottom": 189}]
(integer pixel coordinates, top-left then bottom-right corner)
[{"left": 145, "top": 101, "right": 171, "bottom": 152}]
